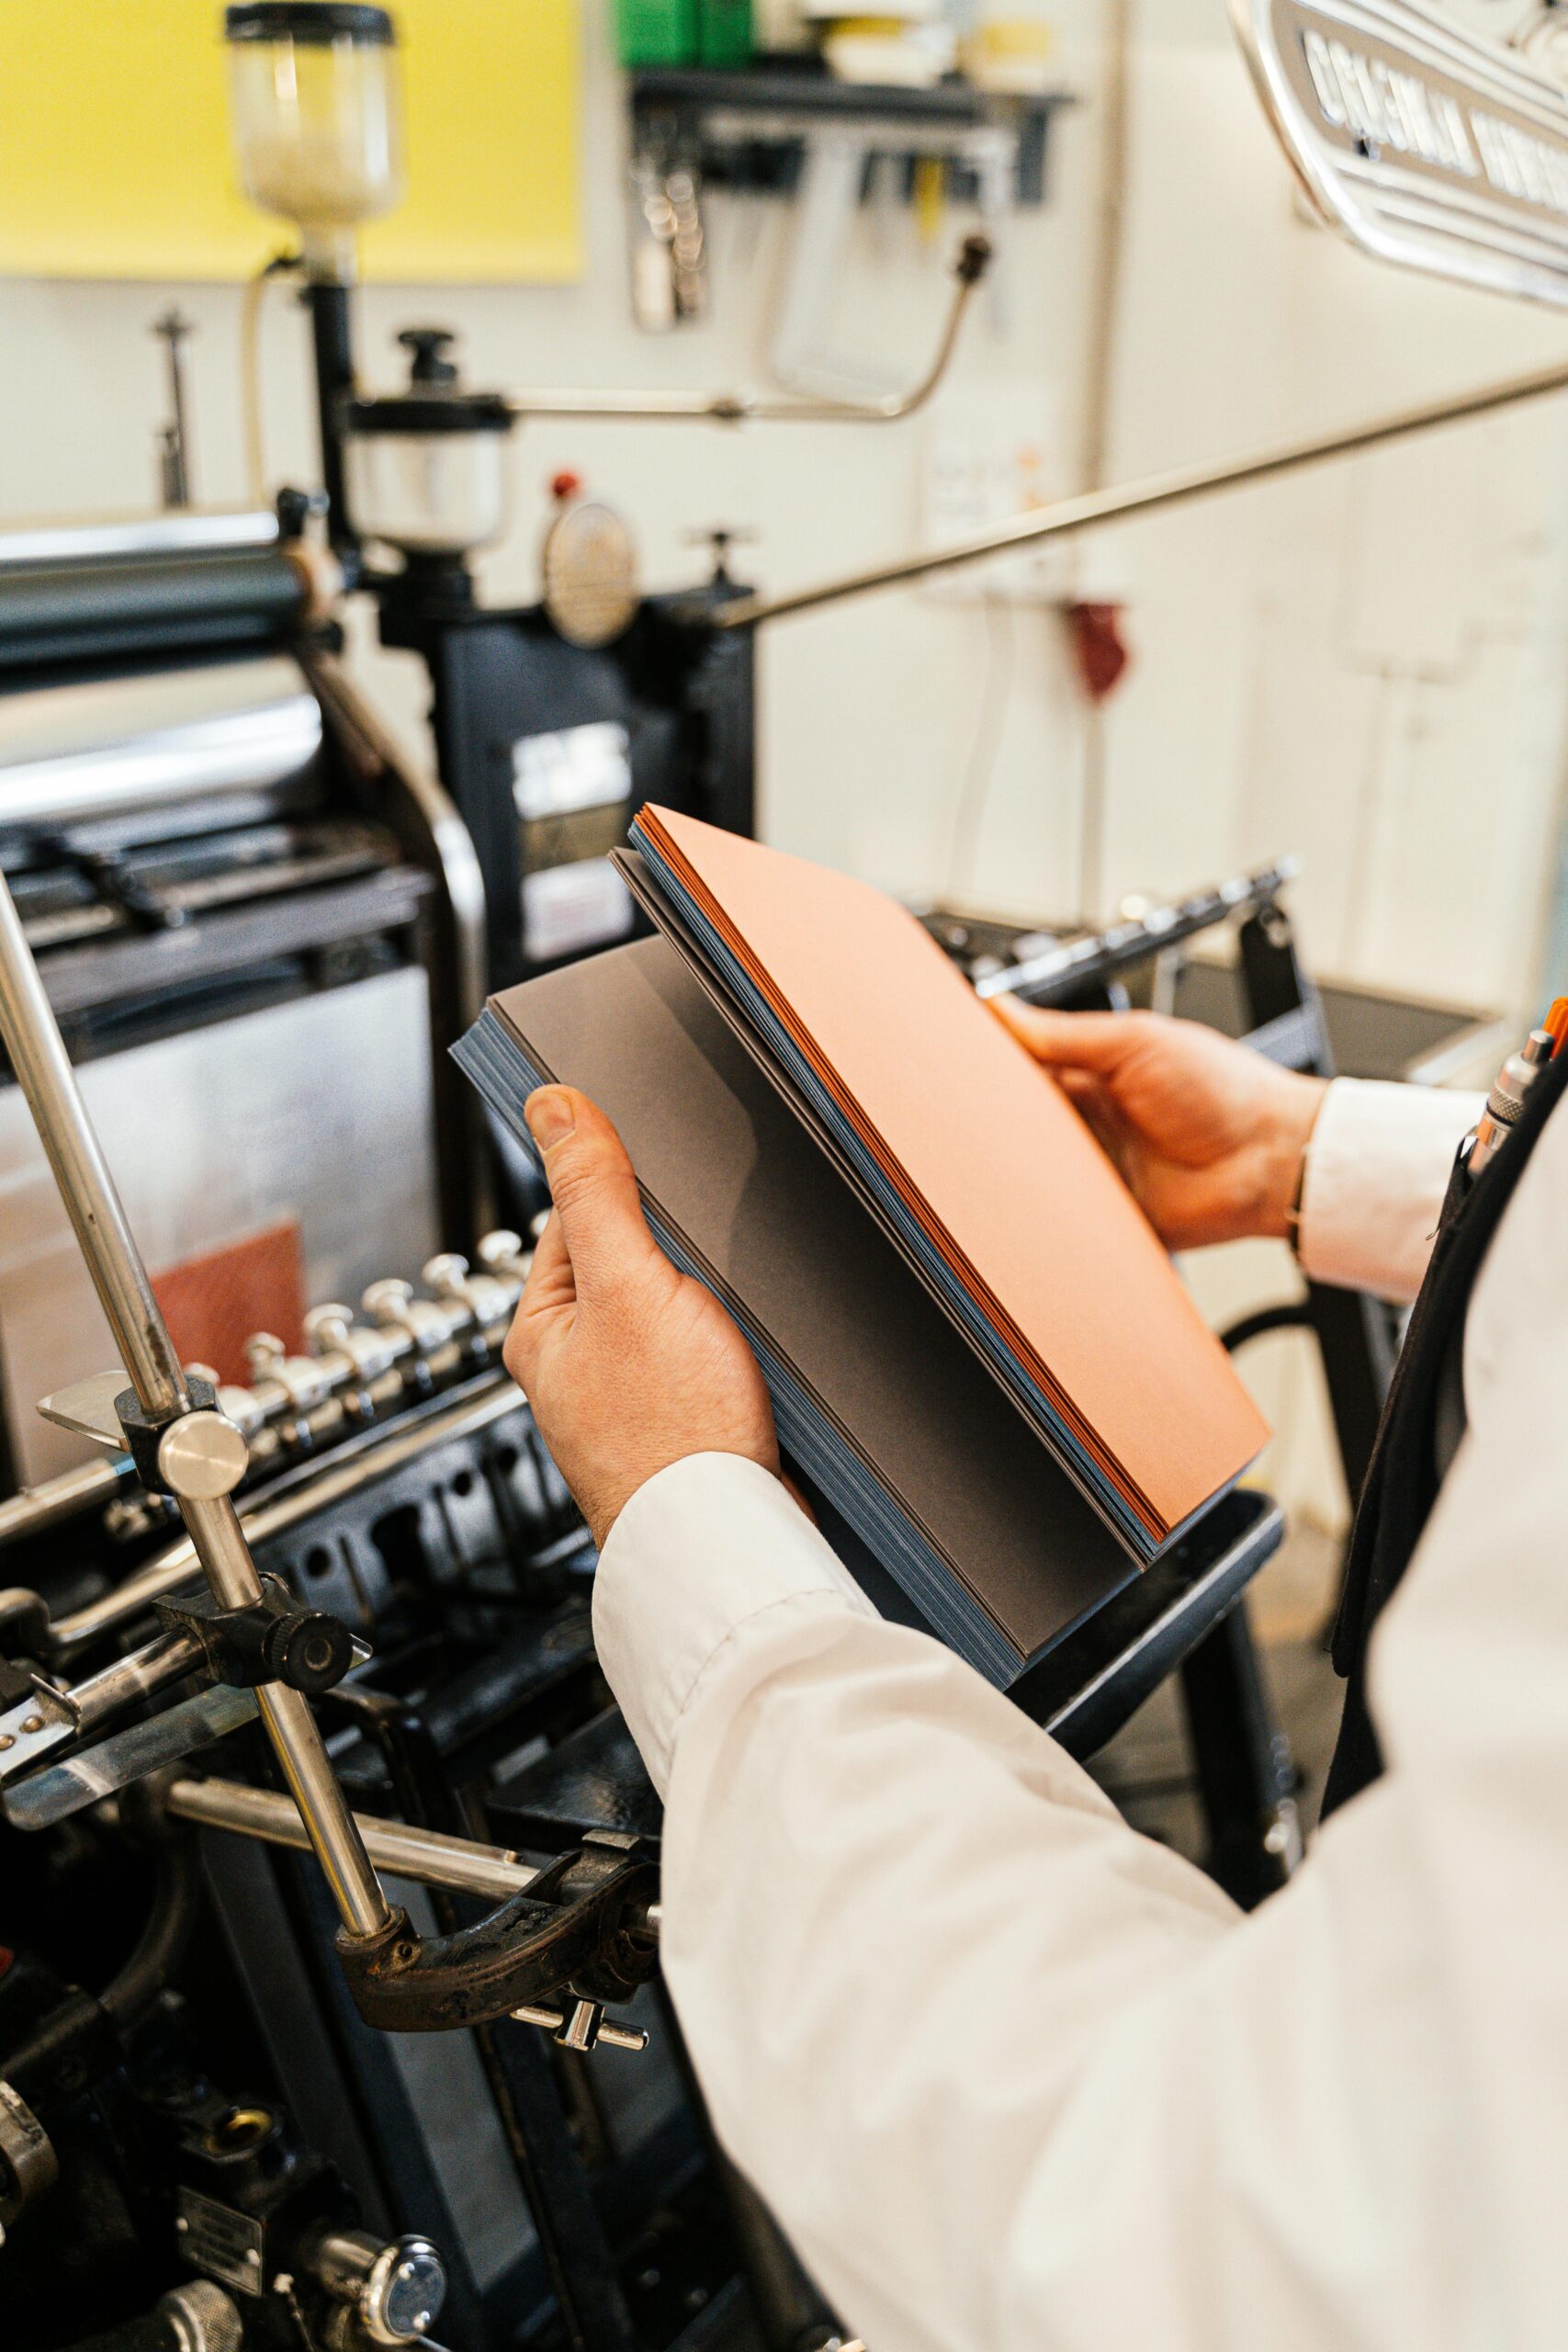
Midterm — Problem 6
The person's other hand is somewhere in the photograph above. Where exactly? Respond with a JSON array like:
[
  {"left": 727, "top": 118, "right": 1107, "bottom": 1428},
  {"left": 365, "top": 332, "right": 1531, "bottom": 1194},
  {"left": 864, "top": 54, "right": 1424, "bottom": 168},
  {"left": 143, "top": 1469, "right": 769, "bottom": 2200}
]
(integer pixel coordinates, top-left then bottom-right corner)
[
  {"left": 502, "top": 1087, "right": 779, "bottom": 1547},
  {"left": 991, "top": 999, "right": 1326, "bottom": 1251}
]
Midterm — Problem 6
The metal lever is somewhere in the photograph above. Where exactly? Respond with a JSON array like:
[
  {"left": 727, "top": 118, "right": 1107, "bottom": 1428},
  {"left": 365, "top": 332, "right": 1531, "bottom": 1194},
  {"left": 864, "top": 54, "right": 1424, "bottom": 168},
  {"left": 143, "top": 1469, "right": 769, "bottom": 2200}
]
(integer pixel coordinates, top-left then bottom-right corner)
[
  {"left": 511, "top": 1999, "right": 648, "bottom": 2055},
  {"left": 0, "top": 865, "right": 394, "bottom": 1945}
]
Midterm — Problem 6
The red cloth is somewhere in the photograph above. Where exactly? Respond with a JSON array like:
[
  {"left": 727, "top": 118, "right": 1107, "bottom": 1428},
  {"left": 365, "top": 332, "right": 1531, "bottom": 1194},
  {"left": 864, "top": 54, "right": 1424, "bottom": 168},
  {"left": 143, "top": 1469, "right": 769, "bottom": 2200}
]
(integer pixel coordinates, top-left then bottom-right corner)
[{"left": 1066, "top": 601, "right": 1131, "bottom": 702}]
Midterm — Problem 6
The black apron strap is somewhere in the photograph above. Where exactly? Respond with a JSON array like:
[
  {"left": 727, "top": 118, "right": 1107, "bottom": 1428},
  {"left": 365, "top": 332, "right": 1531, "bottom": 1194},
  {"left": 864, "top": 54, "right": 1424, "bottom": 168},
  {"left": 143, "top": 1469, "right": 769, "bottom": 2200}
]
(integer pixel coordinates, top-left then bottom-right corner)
[{"left": 1320, "top": 1045, "right": 1568, "bottom": 1819}]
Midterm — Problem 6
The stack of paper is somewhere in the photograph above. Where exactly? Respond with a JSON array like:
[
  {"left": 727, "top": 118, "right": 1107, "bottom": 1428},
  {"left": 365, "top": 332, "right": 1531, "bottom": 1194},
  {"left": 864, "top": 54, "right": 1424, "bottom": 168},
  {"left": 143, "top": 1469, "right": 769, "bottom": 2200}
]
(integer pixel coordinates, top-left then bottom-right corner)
[{"left": 456, "top": 809, "right": 1269, "bottom": 1686}]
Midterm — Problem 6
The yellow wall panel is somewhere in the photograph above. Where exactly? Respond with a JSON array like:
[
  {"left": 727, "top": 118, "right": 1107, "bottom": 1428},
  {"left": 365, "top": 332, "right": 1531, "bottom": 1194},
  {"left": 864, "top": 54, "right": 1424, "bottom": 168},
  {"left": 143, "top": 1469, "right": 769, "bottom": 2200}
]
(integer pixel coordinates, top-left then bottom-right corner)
[{"left": 0, "top": 0, "right": 581, "bottom": 284}]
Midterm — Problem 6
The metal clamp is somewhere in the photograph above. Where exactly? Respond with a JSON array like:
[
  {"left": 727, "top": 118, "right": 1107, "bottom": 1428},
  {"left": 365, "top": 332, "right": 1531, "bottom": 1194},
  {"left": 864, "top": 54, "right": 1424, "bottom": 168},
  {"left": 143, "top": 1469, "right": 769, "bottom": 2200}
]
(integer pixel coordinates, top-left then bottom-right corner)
[
  {"left": 333, "top": 1835, "right": 660, "bottom": 2034},
  {"left": 117, "top": 1380, "right": 250, "bottom": 1502},
  {"left": 0, "top": 2080, "right": 59, "bottom": 2244},
  {"left": 155, "top": 1577, "right": 361, "bottom": 1698}
]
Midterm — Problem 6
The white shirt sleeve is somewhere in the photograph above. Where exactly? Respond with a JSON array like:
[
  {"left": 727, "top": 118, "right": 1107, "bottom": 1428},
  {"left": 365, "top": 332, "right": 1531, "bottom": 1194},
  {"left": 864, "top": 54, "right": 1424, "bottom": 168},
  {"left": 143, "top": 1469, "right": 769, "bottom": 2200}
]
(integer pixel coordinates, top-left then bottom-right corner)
[
  {"left": 1296, "top": 1078, "right": 1482, "bottom": 1304},
  {"left": 591, "top": 1099, "right": 1568, "bottom": 2352}
]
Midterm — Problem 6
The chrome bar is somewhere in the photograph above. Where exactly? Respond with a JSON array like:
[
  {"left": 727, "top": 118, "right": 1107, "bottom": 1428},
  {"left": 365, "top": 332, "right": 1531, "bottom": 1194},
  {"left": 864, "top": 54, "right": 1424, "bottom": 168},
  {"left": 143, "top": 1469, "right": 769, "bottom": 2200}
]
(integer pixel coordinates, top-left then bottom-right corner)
[
  {"left": 0, "top": 509, "right": 279, "bottom": 570},
  {"left": 0, "top": 661, "right": 321, "bottom": 835},
  {"left": 716, "top": 354, "right": 1568, "bottom": 629},
  {"left": 254, "top": 1681, "right": 396, "bottom": 1936},
  {"left": 166, "top": 1775, "right": 537, "bottom": 1904},
  {"left": 0, "top": 866, "right": 392, "bottom": 1940},
  {"left": 0, "top": 1457, "right": 127, "bottom": 1552},
  {"left": 0, "top": 874, "right": 189, "bottom": 1417},
  {"left": 73, "top": 1628, "right": 207, "bottom": 1736}
]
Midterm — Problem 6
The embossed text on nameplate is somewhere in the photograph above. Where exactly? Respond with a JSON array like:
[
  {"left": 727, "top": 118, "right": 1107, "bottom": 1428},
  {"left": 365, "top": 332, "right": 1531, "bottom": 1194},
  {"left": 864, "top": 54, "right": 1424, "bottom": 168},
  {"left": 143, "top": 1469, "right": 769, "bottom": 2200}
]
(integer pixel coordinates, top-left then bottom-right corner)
[
  {"left": 1231, "top": 0, "right": 1568, "bottom": 304},
  {"left": 175, "top": 2187, "right": 266, "bottom": 2296}
]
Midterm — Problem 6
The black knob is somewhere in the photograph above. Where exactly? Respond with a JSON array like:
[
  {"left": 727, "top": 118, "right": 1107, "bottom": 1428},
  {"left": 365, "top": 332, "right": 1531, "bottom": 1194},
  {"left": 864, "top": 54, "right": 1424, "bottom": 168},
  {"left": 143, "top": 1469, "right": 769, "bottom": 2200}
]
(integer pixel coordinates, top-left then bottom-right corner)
[
  {"left": 276, "top": 483, "right": 329, "bottom": 540},
  {"left": 263, "top": 1607, "right": 355, "bottom": 1695},
  {"left": 398, "top": 327, "right": 459, "bottom": 386}
]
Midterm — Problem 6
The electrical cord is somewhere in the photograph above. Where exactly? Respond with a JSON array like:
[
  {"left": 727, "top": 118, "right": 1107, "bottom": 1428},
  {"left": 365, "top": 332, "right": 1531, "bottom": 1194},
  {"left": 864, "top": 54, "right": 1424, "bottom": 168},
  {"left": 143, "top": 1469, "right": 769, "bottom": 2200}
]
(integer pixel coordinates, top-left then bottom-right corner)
[
  {"left": 1221, "top": 1301, "right": 1312, "bottom": 1353},
  {"left": 945, "top": 593, "right": 1017, "bottom": 896}
]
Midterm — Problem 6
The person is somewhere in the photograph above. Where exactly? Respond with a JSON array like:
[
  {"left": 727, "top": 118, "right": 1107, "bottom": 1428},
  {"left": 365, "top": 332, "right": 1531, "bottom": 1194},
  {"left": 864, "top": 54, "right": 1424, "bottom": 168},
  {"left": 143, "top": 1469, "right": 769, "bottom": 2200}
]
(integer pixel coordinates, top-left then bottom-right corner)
[{"left": 502, "top": 998, "right": 1568, "bottom": 2352}]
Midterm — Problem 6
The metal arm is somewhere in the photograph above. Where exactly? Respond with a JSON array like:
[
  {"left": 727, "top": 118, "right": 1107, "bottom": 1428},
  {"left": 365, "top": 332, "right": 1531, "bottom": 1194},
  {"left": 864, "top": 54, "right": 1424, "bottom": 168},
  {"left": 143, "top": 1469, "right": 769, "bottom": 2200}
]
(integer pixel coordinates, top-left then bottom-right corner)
[
  {"left": 714, "top": 349, "right": 1568, "bottom": 628},
  {"left": 0, "top": 866, "right": 394, "bottom": 1944},
  {"left": 506, "top": 233, "right": 991, "bottom": 427}
]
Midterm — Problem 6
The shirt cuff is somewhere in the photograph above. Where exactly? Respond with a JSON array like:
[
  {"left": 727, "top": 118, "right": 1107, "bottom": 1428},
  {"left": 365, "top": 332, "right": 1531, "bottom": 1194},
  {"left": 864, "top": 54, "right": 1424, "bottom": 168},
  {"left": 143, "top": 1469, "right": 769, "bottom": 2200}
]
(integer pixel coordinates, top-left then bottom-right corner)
[
  {"left": 1297, "top": 1077, "right": 1483, "bottom": 1305},
  {"left": 592, "top": 1453, "right": 874, "bottom": 1792}
]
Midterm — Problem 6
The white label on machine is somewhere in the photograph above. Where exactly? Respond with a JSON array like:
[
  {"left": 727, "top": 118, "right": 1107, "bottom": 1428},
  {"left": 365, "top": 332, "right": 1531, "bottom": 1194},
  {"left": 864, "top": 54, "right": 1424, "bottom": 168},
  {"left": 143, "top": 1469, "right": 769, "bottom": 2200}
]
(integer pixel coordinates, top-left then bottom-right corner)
[
  {"left": 522, "top": 857, "right": 634, "bottom": 962},
  {"left": 920, "top": 387, "right": 1077, "bottom": 605},
  {"left": 512, "top": 721, "right": 632, "bottom": 820}
]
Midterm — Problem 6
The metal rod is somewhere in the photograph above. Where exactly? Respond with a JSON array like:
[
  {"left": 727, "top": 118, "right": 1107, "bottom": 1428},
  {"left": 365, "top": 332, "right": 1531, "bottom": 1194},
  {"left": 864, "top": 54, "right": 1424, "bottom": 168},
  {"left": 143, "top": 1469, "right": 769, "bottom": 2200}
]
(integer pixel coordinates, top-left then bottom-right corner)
[
  {"left": 72, "top": 1628, "right": 206, "bottom": 1736},
  {"left": 166, "top": 1775, "right": 537, "bottom": 1904},
  {"left": 0, "top": 1456, "right": 127, "bottom": 1553},
  {"left": 0, "top": 874, "right": 189, "bottom": 1417},
  {"left": 715, "top": 353, "right": 1568, "bottom": 629},
  {"left": 506, "top": 234, "right": 987, "bottom": 429},
  {"left": 0, "top": 867, "right": 392, "bottom": 1940}
]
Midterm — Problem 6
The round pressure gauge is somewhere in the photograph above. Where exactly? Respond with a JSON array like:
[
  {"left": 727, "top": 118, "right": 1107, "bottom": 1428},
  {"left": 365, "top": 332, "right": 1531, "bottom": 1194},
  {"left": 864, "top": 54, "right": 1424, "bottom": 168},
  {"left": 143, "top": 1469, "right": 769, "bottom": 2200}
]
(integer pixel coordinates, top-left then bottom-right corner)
[{"left": 541, "top": 497, "right": 640, "bottom": 650}]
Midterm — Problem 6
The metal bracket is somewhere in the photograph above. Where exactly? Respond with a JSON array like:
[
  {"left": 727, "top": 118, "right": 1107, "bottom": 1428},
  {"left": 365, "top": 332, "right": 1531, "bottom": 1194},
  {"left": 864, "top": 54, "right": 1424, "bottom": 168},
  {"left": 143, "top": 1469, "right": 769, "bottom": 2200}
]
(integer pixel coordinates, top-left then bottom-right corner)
[
  {"left": 154, "top": 1577, "right": 363, "bottom": 1697},
  {"left": 37, "top": 1369, "right": 132, "bottom": 1452},
  {"left": 0, "top": 1668, "right": 79, "bottom": 1781},
  {"left": 37, "top": 1369, "right": 249, "bottom": 1503},
  {"left": 3, "top": 1683, "right": 261, "bottom": 1830}
]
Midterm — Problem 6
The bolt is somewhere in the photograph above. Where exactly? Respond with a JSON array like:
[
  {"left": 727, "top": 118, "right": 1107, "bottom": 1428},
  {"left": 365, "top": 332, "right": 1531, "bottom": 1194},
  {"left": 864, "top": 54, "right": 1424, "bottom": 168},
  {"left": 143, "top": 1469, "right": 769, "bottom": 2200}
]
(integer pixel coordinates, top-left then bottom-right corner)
[
  {"left": 19, "top": 1717, "right": 42, "bottom": 1736},
  {"left": 175, "top": 2215, "right": 190, "bottom": 2233},
  {"left": 0, "top": 1736, "right": 13, "bottom": 1753}
]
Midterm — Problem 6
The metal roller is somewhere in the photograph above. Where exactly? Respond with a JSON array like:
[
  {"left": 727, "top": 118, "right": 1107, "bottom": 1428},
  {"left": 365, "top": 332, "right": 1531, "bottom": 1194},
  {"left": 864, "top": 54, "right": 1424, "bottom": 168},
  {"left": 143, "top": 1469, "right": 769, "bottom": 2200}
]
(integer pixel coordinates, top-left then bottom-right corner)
[{"left": 0, "top": 657, "right": 323, "bottom": 831}]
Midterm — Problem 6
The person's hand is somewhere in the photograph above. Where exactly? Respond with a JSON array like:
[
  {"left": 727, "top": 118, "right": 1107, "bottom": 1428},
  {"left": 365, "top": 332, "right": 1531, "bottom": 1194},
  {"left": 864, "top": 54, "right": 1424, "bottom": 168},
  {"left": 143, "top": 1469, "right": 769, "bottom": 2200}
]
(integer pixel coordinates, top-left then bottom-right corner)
[
  {"left": 991, "top": 998, "right": 1326, "bottom": 1251},
  {"left": 502, "top": 1086, "right": 779, "bottom": 1547}
]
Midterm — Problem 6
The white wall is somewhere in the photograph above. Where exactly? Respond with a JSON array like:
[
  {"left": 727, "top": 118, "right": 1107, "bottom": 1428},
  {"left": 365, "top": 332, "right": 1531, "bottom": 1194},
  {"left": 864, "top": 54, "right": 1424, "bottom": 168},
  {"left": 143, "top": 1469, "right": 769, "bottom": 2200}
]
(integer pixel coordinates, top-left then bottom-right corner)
[
  {"left": 2, "top": 0, "right": 1566, "bottom": 1530},
  {"left": 4, "top": 4, "right": 1564, "bottom": 1001}
]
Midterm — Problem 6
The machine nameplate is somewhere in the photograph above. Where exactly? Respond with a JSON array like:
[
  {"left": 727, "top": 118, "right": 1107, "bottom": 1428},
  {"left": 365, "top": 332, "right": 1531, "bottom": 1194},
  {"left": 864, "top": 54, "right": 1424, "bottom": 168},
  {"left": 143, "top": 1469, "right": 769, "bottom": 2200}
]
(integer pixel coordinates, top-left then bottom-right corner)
[
  {"left": 175, "top": 2188, "right": 265, "bottom": 2296},
  {"left": 1232, "top": 0, "right": 1568, "bottom": 304}
]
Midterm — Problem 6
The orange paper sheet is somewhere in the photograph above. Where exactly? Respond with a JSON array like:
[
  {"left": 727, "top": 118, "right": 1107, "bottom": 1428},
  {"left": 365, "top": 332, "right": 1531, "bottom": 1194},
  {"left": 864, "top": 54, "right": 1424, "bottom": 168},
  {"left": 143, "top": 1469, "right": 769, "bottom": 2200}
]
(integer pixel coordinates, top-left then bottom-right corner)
[{"left": 637, "top": 808, "right": 1269, "bottom": 1544}]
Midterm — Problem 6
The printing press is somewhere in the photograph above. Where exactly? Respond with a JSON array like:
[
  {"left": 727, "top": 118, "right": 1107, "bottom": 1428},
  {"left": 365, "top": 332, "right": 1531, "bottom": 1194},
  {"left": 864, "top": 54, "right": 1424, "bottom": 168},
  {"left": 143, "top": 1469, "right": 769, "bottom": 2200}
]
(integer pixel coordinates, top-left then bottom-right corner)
[
  {"left": 0, "top": 285, "right": 1503, "bottom": 2352},
  {"left": 0, "top": 658, "right": 1300, "bottom": 2352},
  {"left": 0, "top": 528, "right": 1301, "bottom": 2346}
]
